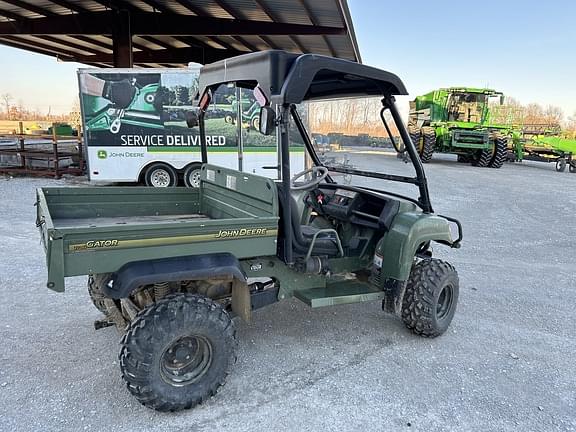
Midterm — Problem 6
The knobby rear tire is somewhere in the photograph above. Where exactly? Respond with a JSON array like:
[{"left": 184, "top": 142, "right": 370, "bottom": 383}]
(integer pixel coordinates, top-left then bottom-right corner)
[{"left": 119, "top": 293, "right": 237, "bottom": 412}]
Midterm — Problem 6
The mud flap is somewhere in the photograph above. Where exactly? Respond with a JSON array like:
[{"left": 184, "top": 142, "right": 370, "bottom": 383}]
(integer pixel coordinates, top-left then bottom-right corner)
[
  {"left": 231, "top": 279, "right": 252, "bottom": 323},
  {"left": 381, "top": 278, "right": 407, "bottom": 316}
]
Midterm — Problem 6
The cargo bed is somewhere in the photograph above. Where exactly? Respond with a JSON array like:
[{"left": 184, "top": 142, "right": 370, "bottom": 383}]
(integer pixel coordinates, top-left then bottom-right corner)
[
  {"left": 52, "top": 213, "right": 211, "bottom": 229},
  {"left": 36, "top": 165, "right": 279, "bottom": 292}
]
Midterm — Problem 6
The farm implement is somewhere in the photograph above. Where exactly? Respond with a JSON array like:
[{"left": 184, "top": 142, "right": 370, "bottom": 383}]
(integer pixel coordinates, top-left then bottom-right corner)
[{"left": 508, "top": 124, "right": 576, "bottom": 173}]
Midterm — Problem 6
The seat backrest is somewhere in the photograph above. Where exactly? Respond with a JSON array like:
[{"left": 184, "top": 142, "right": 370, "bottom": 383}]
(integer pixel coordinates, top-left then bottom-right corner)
[{"left": 200, "top": 164, "right": 279, "bottom": 220}]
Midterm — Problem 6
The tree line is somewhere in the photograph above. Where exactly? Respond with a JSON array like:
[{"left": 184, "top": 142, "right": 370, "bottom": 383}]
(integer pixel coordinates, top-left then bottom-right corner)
[
  {"left": 490, "top": 97, "right": 576, "bottom": 131},
  {"left": 308, "top": 96, "right": 576, "bottom": 137},
  {"left": 308, "top": 97, "right": 399, "bottom": 137},
  {"left": 2, "top": 90, "right": 576, "bottom": 135},
  {"left": 0, "top": 92, "right": 73, "bottom": 122}
]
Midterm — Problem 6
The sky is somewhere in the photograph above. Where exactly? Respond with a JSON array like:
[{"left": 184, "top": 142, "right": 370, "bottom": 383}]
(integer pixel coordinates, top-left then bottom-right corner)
[
  {"left": 348, "top": 0, "right": 576, "bottom": 118},
  {"left": 0, "top": 46, "right": 84, "bottom": 115},
  {"left": 0, "top": 0, "right": 575, "bottom": 117}
]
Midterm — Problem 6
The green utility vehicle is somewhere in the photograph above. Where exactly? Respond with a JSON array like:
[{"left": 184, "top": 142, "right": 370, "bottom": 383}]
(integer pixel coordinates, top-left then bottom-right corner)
[
  {"left": 409, "top": 87, "right": 508, "bottom": 167},
  {"left": 36, "top": 51, "right": 462, "bottom": 412},
  {"left": 224, "top": 94, "right": 261, "bottom": 130}
]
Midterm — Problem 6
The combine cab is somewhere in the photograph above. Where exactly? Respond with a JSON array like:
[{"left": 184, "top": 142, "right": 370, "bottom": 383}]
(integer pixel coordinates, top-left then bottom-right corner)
[{"left": 409, "top": 87, "right": 509, "bottom": 168}]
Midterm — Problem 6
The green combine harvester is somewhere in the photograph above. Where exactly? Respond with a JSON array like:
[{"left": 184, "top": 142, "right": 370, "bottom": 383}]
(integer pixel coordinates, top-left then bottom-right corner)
[{"left": 409, "top": 87, "right": 509, "bottom": 168}]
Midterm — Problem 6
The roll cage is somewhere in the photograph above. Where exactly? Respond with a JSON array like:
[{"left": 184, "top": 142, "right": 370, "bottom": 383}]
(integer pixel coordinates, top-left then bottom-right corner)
[{"left": 195, "top": 50, "right": 434, "bottom": 264}]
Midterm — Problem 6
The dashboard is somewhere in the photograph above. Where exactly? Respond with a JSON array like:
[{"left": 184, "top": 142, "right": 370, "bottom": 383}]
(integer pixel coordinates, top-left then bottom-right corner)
[{"left": 313, "top": 187, "right": 400, "bottom": 231}]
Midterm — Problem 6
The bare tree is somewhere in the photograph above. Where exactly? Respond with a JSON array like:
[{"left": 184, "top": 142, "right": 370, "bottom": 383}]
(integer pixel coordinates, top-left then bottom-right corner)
[
  {"left": 307, "top": 97, "right": 397, "bottom": 137},
  {"left": 1, "top": 92, "right": 12, "bottom": 114},
  {"left": 71, "top": 97, "right": 81, "bottom": 112},
  {"left": 565, "top": 111, "right": 576, "bottom": 132},
  {"left": 523, "top": 103, "right": 544, "bottom": 124},
  {"left": 544, "top": 105, "right": 563, "bottom": 125}
]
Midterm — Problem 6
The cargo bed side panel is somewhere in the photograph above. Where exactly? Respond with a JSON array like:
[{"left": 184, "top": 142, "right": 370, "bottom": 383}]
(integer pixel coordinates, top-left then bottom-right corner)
[{"left": 61, "top": 217, "right": 279, "bottom": 276}]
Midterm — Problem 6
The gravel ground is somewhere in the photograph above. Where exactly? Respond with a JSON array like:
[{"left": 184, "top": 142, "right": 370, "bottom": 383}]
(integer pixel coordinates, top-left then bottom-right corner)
[{"left": 0, "top": 155, "right": 575, "bottom": 432}]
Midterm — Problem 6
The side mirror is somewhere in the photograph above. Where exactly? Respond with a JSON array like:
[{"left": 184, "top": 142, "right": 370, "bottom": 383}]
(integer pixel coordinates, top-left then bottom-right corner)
[
  {"left": 500, "top": 95, "right": 505, "bottom": 105},
  {"left": 258, "top": 106, "right": 276, "bottom": 135},
  {"left": 185, "top": 110, "right": 199, "bottom": 128}
]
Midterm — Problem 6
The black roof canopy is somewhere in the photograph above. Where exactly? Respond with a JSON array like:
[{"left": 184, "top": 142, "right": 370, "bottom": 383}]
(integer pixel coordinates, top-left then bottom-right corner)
[
  {"left": 0, "top": 0, "right": 361, "bottom": 68},
  {"left": 198, "top": 50, "right": 408, "bottom": 105}
]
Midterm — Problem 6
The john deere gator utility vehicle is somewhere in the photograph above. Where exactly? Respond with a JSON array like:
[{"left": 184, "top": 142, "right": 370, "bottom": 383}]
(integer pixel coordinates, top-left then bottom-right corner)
[
  {"left": 36, "top": 51, "right": 462, "bottom": 412},
  {"left": 409, "top": 87, "right": 508, "bottom": 167}
]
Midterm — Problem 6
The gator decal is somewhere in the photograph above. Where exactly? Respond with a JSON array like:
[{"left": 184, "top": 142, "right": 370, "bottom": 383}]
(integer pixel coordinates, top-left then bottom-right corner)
[{"left": 68, "top": 229, "right": 277, "bottom": 252}]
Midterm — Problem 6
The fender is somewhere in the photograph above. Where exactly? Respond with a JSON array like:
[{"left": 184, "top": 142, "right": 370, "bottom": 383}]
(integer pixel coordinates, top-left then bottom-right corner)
[
  {"left": 376, "top": 212, "right": 455, "bottom": 282},
  {"left": 102, "top": 253, "right": 247, "bottom": 299}
]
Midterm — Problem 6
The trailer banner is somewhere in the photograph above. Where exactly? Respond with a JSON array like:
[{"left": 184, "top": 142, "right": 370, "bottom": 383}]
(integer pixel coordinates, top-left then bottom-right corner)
[{"left": 78, "top": 69, "right": 235, "bottom": 149}]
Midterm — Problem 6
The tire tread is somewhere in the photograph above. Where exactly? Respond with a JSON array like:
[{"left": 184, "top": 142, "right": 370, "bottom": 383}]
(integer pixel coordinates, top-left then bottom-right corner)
[
  {"left": 488, "top": 135, "right": 507, "bottom": 168},
  {"left": 119, "top": 293, "right": 237, "bottom": 412},
  {"left": 401, "top": 259, "right": 458, "bottom": 338},
  {"left": 420, "top": 126, "right": 435, "bottom": 163}
]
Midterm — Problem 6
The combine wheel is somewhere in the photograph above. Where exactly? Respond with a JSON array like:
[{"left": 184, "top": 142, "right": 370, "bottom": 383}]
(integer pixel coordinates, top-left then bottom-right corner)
[
  {"left": 457, "top": 154, "right": 472, "bottom": 163},
  {"left": 569, "top": 162, "right": 576, "bottom": 173},
  {"left": 472, "top": 149, "right": 492, "bottom": 167},
  {"left": 419, "top": 126, "right": 435, "bottom": 163},
  {"left": 401, "top": 259, "right": 459, "bottom": 338},
  {"left": 408, "top": 126, "right": 420, "bottom": 147},
  {"left": 404, "top": 126, "right": 419, "bottom": 158},
  {"left": 556, "top": 159, "right": 567, "bottom": 172},
  {"left": 488, "top": 135, "right": 507, "bottom": 168},
  {"left": 119, "top": 293, "right": 237, "bottom": 411}
]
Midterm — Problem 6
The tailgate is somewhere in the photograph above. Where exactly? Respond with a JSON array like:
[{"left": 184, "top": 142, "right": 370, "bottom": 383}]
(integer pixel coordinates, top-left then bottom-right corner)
[{"left": 35, "top": 188, "right": 65, "bottom": 292}]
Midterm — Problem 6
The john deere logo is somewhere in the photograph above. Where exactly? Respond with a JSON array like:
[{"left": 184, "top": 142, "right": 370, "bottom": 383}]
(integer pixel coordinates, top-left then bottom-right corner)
[
  {"left": 97, "top": 150, "right": 107, "bottom": 159},
  {"left": 215, "top": 228, "right": 268, "bottom": 238}
]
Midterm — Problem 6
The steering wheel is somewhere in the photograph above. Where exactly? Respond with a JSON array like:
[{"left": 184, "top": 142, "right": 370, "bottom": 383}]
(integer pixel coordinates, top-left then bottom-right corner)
[{"left": 291, "top": 166, "right": 329, "bottom": 190}]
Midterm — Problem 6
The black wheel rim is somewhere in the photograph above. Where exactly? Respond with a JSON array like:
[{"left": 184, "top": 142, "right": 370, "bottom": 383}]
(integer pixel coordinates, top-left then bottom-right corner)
[
  {"left": 160, "top": 335, "right": 213, "bottom": 386},
  {"left": 436, "top": 284, "right": 454, "bottom": 321}
]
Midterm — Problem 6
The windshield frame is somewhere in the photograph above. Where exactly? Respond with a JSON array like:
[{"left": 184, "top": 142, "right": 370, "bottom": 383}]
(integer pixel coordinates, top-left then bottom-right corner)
[{"left": 289, "top": 100, "right": 431, "bottom": 211}]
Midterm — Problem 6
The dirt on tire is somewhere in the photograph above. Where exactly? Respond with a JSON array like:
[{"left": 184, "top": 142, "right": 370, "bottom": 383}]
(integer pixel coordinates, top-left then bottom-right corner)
[
  {"left": 87, "top": 274, "right": 112, "bottom": 314},
  {"left": 119, "top": 293, "right": 237, "bottom": 412}
]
